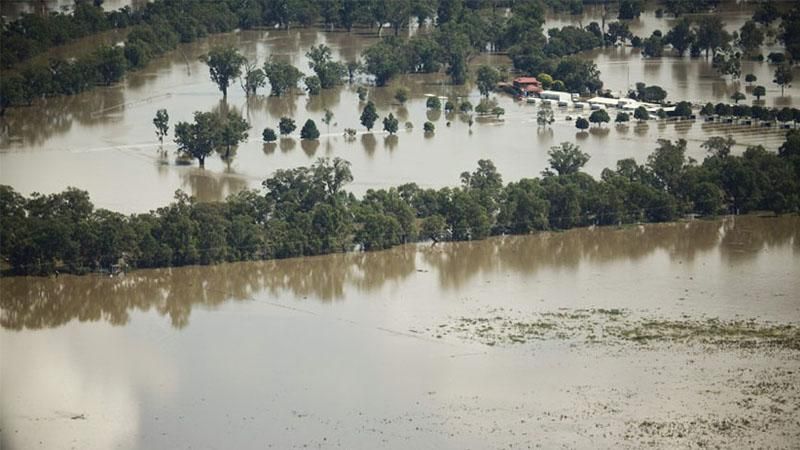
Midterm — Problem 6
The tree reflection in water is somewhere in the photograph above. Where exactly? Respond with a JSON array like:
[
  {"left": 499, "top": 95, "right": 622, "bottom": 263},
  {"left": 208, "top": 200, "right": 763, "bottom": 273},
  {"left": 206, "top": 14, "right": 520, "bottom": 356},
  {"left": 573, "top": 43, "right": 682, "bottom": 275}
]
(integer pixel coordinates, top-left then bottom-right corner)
[{"left": 1, "top": 215, "right": 796, "bottom": 331}]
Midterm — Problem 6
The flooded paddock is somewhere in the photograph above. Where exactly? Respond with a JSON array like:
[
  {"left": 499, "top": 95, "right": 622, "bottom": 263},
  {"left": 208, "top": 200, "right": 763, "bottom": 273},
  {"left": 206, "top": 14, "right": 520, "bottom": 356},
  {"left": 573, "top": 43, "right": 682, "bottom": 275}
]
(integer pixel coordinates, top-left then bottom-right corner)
[
  {"left": 1, "top": 215, "right": 799, "bottom": 448},
  {"left": 1, "top": 22, "right": 798, "bottom": 213}
]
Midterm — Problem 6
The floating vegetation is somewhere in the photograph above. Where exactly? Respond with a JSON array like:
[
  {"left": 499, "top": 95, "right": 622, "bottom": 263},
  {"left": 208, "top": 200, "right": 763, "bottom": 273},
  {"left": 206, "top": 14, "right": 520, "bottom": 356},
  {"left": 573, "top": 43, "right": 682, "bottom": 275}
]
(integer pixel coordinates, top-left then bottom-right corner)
[{"left": 434, "top": 309, "right": 800, "bottom": 350}]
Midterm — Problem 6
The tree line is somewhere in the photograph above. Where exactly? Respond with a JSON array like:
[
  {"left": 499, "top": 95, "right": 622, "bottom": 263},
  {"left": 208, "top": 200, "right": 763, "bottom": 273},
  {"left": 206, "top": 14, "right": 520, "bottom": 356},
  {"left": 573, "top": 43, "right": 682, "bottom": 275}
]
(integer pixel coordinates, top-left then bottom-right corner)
[{"left": 3, "top": 131, "right": 799, "bottom": 276}]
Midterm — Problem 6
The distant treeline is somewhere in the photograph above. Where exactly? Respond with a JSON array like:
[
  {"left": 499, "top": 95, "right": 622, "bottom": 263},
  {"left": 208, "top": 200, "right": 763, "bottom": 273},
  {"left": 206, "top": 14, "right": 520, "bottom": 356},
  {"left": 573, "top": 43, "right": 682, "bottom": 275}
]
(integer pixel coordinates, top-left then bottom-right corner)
[
  {"left": 0, "top": 0, "right": 614, "bottom": 115},
  {"left": 2, "top": 132, "right": 799, "bottom": 276}
]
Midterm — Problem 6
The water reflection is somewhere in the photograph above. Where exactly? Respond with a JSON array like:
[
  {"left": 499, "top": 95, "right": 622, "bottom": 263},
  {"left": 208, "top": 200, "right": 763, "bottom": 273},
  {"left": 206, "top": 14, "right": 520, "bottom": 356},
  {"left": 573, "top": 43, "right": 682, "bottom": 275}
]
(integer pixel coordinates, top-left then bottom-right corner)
[
  {"left": 300, "top": 139, "right": 320, "bottom": 157},
  {"left": 2, "top": 215, "right": 796, "bottom": 330},
  {"left": 179, "top": 167, "right": 249, "bottom": 204}
]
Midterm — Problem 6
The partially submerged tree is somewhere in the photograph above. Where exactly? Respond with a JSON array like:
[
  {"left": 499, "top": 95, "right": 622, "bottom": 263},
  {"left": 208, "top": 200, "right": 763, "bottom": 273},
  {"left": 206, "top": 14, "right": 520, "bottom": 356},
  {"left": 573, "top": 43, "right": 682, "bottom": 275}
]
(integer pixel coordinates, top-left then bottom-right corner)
[
  {"left": 476, "top": 65, "right": 501, "bottom": 97},
  {"left": 360, "top": 101, "right": 379, "bottom": 131},
  {"left": 263, "top": 58, "right": 303, "bottom": 96},
  {"left": 383, "top": 113, "right": 399, "bottom": 135},
  {"left": 589, "top": 109, "right": 610, "bottom": 126},
  {"left": 203, "top": 46, "right": 246, "bottom": 97},
  {"left": 153, "top": 109, "right": 169, "bottom": 144},
  {"left": 279, "top": 117, "right": 296, "bottom": 136},
  {"left": 300, "top": 119, "right": 320, "bottom": 140}
]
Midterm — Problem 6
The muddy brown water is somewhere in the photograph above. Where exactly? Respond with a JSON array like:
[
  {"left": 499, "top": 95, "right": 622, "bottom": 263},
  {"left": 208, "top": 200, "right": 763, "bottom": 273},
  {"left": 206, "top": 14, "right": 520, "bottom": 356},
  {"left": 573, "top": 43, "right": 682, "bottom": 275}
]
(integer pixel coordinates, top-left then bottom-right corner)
[
  {"left": 1, "top": 215, "right": 799, "bottom": 448},
  {"left": 1, "top": 9, "right": 799, "bottom": 213}
]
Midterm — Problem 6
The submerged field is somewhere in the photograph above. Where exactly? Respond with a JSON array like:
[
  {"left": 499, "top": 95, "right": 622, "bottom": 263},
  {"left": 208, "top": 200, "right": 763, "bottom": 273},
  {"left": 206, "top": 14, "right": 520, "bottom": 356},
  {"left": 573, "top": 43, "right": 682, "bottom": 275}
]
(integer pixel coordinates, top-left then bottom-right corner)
[{"left": 1, "top": 215, "right": 798, "bottom": 448}]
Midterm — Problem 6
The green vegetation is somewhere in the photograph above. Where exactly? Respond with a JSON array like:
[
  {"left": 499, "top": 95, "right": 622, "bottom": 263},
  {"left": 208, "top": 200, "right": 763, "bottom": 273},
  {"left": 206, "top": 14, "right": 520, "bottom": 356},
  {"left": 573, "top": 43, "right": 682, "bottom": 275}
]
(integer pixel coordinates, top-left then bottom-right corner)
[
  {"left": 306, "top": 44, "right": 347, "bottom": 89},
  {"left": 360, "top": 101, "right": 379, "bottom": 131},
  {"left": 173, "top": 110, "right": 249, "bottom": 166},
  {"left": 202, "top": 46, "right": 246, "bottom": 98},
  {"left": 300, "top": 119, "right": 320, "bottom": 140},
  {"left": 153, "top": 109, "right": 169, "bottom": 144},
  {"left": 394, "top": 88, "right": 409, "bottom": 104},
  {"left": 262, "top": 127, "right": 277, "bottom": 143},
  {"left": 4, "top": 132, "right": 799, "bottom": 276},
  {"left": 278, "top": 117, "right": 296, "bottom": 136},
  {"left": 423, "top": 121, "right": 435, "bottom": 134},
  {"left": 305, "top": 75, "right": 321, "bottom": 95},
  {"left": 263, "top": 58, "right": 303, "bottom": 96},
  {"left": 589, "top": 109, "right": 610, "bottom": 127},
  {"left": 383, "top": 113, "right": 399, "bottom": 135}
]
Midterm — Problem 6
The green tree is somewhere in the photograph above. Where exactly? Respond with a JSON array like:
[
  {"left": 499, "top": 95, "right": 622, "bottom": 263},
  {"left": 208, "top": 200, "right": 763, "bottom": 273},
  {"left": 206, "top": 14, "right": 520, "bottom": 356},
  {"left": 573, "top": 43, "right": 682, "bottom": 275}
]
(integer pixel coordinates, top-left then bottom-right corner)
[
  {"left": 322, "top": 109, "right": 334, "bottom": 133},
  {"left": 263, "top": 58, "right": 303, "bottom": 96},
  {"left": 634, "top": 106, "right": 650, "bottom": 121},
  {"left": 476, "top": 65, "right": 501, "bottom": 97},
  {"left": 753, "top": 2, "right": 779, "bottom": 26},
  {"left": 383, "top": 113, "right": 399, "bottom": 135},
  {"left": 700, "top": 103, "right": 715, "bottom": 116},
  {"left": 423, "top": 121, "right": 435, "bottom": 133},
  {"left": 301, "top": 119, "right": 320, "bottom": 140},
  {"left": 306, "top": 44, "right": 347, "bottom": 88},
  {"left": 547, "top": 142, "right": 590, "bottom": 176},
  {"left": 538, "top": 105, "right": 555, "bottom": 127},
  {"left": 774, "top": 64, "right": 793, "bottom": 96},
  {"left": 356, "top": 86, "right": 368, "bottom": 101},
  {"left": 426, "top": 96, "right": 441, "bottom": 109},
  {"left": 738, "top": 20, "right": 764, "bottom": 55},
  {"left": 360, "top": 101, "right": 379, "bottom": 130},
  {"left": 731, "top": 91, "right": 746, "bottom": 104},
  {"left": 174, "top": 111, "right": 219, "bottom": 167},
  {"left": 753, "top": 85, "right": 766, "bottom": 101},
  {"left": 618, "top": 0, "right": 644, "bottom": 20},
  {"left": 262, "top": 127, "right": 277, "bottom": 142},
  {"left": 536, "top": 73, "right": 553, "bottom": 89},
  {"left": 647, "top": 138, "right": 687, "bottom": 193},
  {"left": 459, "top": 100, "right": 473, "bottom": 113},
  {"left": 217, "top": 111, "right": 250, "bottom": 160},
  {"left": 575, "top": 116, "right": 590, "bottom": 130},
  {"left": 665, "top": 17, "right": 694, "bottom": 56},
  {"left": 589, "top": 109, "right": 610, "bottom": 126},
  {"left": 203, "top": 46, "right": 246, "bottom": 97},
  {"left": 492, "top": 106, "right": 505, "bottom": 118},
  {"left": 695, "top": 16, "right": 731, "bottom": 58},
  {"left": 279, "top": 117, "right": 296, "bottom": 136},
  {"left": 394, "top": 87, "right": 409, "bottom": 104},
  {"left": 615, "top": 112, "right": 630, "bottom": 123},
  {"left": 241, "top": 60, "right": 266, "bottom": 96},
  {"left": 94, "top": 45, "right": 127, "bottom": 85},
  {"left": 305, "top": 75, "right": 321, "bottom": 95},
  {"left": 153, "top": 109, "right": 169, "bottom": 144},
  {"left": 745, "top": 73, "right": 757, "bottom": 85},
  {"left": 362, "top": 36, "right": 407, "bottom": 86},
  {"left": 674, "top": 101, "right": 692, "bottom": 117}
]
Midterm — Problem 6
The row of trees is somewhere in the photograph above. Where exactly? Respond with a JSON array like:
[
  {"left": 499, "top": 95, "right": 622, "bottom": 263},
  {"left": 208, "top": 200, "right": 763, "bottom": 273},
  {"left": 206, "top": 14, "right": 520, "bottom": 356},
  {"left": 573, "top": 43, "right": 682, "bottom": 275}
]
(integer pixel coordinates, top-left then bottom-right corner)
[{"left": 3, "top": 132, "right": 799, "bottom": 275}]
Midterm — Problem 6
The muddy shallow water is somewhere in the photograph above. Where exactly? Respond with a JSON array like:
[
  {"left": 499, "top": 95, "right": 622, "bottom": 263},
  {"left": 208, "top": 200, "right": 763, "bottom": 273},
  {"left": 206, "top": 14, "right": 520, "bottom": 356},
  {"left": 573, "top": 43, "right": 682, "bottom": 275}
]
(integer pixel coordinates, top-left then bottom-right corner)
[
  {"left": 2, "top": 16, "right": 799, "bottom": 213},
  {"left": 1, "top": 215, "right": 798, "bottom": 448}
]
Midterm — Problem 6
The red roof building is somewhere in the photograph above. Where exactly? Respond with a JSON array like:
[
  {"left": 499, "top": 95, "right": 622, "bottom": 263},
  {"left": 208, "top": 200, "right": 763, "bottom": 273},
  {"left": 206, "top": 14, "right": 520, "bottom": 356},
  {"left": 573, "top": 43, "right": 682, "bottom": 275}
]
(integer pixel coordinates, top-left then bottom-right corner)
[{"left": 513, "top": 77, "right": 543, "bottom": 95}]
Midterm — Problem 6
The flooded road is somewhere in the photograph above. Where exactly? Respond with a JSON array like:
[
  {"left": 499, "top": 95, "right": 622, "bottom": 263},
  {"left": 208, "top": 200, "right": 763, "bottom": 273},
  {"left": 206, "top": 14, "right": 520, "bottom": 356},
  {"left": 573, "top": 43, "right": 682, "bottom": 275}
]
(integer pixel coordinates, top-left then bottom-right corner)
[
  {"left": 2, "top": 22, "right": 798, "bottom": 213},
  {"left": 2, "top": 215, "right": 799, "bottom": 448}
]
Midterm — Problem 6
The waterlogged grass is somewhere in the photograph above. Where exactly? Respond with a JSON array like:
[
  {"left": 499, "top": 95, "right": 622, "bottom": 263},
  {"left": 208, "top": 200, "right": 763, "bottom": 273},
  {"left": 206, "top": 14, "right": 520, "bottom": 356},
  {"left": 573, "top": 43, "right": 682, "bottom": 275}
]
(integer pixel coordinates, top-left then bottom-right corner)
[{"left": 436, "top": 309, "right": 800, "bottom": 350}]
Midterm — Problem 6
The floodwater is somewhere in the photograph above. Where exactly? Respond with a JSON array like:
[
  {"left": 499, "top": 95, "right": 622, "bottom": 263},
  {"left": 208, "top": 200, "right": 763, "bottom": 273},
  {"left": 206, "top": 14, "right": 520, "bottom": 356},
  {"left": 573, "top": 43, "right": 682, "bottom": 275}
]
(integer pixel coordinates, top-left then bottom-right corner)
[
  {"left": 2, "top": 6, "right": 799, "bottom": 213},
  {"left": 2, "top": 215, "right": 799, "bottom": 448}
]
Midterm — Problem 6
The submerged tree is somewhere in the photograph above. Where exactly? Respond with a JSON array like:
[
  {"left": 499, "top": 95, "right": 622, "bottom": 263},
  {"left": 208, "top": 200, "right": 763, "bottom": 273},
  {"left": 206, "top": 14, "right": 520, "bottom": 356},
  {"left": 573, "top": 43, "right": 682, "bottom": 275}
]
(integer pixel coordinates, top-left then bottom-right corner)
[
  {"left": 383, "top": 113, "right": 399, "bottom": 135},
  {"left": 361, "top": 101, "right": 379, "bottom": 130},
  {"left": 203, "top": 46, "right": 246, "bottom": 97},
  {"left": 153, "top": 109, "right": 169, "bottom": 144},
  {"left": 174, "top": 112, "right": 220, "bottom": 167},
  {"left": 263, "top": 58, "right": 303, "bottom": 96}
]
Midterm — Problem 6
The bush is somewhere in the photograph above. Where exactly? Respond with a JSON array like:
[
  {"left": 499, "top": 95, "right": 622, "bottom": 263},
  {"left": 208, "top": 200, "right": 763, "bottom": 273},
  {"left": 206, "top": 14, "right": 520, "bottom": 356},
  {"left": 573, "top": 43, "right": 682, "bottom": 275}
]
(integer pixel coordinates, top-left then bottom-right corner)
[
  {"left": 423, "top": 121, "right": 435, "bottom": 133},
  {"left": 300, "top": 119, "right": 320, "bottom": 139},
  {"left": 426, "top": 96, "right": 441, "bottom": 110},
  {"left": 262, "top": 127, "right": 277, "bottom": 142}
]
